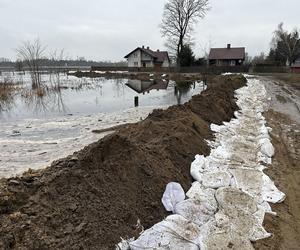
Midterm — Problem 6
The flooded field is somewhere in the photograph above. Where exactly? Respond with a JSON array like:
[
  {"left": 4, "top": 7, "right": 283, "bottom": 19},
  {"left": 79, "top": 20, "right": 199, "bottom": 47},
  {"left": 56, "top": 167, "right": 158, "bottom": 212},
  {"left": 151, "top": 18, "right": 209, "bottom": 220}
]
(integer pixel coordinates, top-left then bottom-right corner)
[{"left": 0, "top": 71, "right": 205, "bottom": 178}]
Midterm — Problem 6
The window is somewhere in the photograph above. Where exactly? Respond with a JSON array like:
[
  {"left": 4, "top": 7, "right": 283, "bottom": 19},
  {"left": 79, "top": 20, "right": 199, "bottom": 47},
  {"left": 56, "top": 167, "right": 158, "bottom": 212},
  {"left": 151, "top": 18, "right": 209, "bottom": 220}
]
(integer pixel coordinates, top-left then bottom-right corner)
[{"left": 134, "top": 62, "right": 138, "bottom": 66}]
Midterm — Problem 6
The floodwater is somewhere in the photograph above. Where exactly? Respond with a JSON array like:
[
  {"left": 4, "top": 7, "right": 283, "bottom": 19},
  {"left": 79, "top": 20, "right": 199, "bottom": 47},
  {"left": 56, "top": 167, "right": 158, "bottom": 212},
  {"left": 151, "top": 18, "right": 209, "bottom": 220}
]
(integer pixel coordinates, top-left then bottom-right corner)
[{"left": 0, "top": 72, "right": 206, "bottom": 178}]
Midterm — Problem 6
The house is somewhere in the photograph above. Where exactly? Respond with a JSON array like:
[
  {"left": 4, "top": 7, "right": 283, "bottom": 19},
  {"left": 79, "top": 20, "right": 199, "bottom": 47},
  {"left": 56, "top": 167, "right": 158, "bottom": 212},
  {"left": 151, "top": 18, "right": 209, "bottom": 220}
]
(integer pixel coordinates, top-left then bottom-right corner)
[
  {"left": 124, "top": 46, "right": 170, "bottom": 69},
  {"left": 291, "top": 58, "right": 300, "bottom": 73},
  {"left": 209, "top": 44, "right": 245, "bottom": 66}
]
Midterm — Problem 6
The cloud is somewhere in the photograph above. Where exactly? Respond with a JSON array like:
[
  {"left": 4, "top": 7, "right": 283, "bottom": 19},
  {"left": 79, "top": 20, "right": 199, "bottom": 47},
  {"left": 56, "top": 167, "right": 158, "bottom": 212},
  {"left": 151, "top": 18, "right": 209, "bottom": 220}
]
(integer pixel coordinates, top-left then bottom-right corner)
[{"left": 0, "top": 0, "right": 299, "bottom": 61}]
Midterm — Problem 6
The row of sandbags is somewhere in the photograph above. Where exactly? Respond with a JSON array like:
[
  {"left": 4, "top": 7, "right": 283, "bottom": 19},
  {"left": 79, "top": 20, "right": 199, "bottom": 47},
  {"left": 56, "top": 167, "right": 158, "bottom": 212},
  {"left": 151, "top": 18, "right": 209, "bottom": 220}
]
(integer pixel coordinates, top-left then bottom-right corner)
[{"left": 118, "top": 77, "right": 285, "bottom": 250}]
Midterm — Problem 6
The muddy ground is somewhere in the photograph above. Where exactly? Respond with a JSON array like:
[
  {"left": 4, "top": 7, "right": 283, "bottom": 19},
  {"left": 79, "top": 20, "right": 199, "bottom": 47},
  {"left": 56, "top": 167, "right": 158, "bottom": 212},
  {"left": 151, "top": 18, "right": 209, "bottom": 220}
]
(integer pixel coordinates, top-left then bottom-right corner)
[
  {"left": 0, "top": 75, "right": 246, "bottom": 249},
  {"left": 69, "top": 70, "right": 205, "bottom": 82},
  {"left": 253, "top": 76, "right": 300, "bottom": 250}
]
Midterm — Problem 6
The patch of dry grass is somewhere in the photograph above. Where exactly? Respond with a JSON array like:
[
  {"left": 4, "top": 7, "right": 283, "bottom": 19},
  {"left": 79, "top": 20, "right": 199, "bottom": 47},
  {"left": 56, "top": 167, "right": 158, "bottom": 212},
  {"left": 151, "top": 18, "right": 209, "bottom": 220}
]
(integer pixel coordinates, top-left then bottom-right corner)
[
  {"left": 271, "top": 73, "right": 300, "bottom": 89},
  {"left": 0, "top": 81, "right": 19, "bottom": 111}
]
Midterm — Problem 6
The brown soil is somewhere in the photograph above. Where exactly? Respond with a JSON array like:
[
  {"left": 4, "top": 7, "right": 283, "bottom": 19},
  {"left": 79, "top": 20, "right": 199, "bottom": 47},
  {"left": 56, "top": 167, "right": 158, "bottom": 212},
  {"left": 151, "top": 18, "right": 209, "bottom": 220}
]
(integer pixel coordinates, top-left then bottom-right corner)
[
  {"left": 253, "top": 110, "right": 300, "bottom": 250},
  {"left": 69, "top": 71, "right": 205, "bottom": 82},
  {"left": 0, "top": 75, "right": 246, "bottom": 250}
]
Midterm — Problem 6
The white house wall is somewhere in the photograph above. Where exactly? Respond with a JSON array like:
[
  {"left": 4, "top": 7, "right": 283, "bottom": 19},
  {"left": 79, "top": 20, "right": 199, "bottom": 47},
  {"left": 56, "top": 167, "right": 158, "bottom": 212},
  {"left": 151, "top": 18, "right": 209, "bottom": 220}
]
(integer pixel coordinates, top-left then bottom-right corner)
[
  {"left": 127, "top": 50, "right": 142, "bottom": 67},
  {"left": 162, "top": 59, "right": 170, "bottom": 67},
  {"left": 127, "top": 49, "right": 170, "bottom": 68}
]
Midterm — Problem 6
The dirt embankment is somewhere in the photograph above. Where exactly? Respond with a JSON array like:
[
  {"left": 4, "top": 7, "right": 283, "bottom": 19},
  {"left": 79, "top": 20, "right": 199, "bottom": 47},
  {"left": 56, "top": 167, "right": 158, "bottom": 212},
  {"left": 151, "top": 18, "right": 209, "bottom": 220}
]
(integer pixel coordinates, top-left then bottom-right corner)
[
  {"left": 69, "top": 71, "right": 204, "bottom": 82},
  {"left": 0, "top": 75, "right": 246, "bottom": 250}
]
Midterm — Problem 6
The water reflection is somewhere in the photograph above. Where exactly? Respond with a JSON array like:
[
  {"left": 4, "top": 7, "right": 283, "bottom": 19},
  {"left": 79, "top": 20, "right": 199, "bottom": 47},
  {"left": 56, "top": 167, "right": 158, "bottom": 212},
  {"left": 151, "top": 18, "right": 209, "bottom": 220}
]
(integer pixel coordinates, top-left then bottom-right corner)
[
  {"left": 126, "top": 79, "right": 169, "bottom": 94},
  {"left": 0, "top": 72, "right": 206, "bottom": 121},
  {"left": 20, "top": 88, "right": 69, "bottom": 114},
  {"left": 126, "top": 79, "right": 201, "bottom": 105}
]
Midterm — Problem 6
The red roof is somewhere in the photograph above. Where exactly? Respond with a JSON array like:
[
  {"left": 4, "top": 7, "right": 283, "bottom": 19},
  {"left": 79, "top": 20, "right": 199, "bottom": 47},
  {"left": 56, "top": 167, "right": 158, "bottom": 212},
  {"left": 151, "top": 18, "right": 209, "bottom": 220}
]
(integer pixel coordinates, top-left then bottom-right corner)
[
  {"left": 125, "top": 47, "right": 170, "bottom": 63},
  {"left": 209, "top": 47, "right": 245, "bottom": 60},
  {"left": 292, "top": 59, "right": 300, "bottom": 68},
  {"left": 291, "top": 63, "right": 300, "bottom": 68}
]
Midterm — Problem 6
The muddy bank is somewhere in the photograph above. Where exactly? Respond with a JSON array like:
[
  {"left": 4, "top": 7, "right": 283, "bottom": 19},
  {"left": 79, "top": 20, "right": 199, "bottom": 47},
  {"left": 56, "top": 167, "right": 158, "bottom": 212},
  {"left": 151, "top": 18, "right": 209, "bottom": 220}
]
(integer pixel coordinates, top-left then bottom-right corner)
[
  {"left": 253, "top": 111, "right": 300, "bottom": 250},
  {"left": 0, "top": 75, "right": 246, "bottom": 249},
  {"left": 68, "top": 70, "right": 204, "bottom": 82}
]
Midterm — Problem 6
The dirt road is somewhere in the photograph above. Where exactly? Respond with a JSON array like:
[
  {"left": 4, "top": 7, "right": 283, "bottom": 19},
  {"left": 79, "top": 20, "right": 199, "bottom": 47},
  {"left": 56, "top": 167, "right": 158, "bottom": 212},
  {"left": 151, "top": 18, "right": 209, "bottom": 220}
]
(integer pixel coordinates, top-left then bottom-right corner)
[{"left": 254, "top": 76, "right": 300, "bottom": 250}]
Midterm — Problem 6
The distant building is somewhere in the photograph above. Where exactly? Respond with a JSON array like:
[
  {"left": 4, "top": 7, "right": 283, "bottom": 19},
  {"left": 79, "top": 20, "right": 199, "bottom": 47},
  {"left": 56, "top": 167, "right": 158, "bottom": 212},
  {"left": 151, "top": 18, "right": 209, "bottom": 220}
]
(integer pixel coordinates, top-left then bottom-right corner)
[
  {"left": 291, "top": 58, "right": 300, "bottom": 73},
  {"left": 209, "top": 44, "right": 245, "bottom": 66},
  {"left": 124, "top": 46, "right": 170, "bottom": 69}
]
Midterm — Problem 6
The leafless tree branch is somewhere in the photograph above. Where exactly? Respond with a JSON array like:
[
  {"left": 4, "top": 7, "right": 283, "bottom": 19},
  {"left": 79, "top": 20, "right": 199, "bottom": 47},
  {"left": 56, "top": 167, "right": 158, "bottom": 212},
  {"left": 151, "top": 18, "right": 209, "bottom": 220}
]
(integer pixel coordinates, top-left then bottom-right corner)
[{"left": 161, "top": 0, "right": 210, "bottom": 65}]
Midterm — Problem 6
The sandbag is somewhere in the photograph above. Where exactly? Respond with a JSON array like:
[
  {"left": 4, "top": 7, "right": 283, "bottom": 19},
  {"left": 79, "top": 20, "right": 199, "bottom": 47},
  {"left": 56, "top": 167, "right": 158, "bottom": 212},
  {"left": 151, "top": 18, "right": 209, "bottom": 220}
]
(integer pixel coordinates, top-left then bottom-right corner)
[{"left": 161, "top": 182, "right": 185, "bottom": 213}]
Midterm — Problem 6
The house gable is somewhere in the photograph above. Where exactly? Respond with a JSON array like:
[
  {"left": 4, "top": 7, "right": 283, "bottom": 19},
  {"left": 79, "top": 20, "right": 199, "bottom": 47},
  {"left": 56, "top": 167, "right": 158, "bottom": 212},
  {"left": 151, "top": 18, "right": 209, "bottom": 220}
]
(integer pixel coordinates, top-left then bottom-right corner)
[{"left": 125, "top": 47, "right": 170, "bottom": 68}]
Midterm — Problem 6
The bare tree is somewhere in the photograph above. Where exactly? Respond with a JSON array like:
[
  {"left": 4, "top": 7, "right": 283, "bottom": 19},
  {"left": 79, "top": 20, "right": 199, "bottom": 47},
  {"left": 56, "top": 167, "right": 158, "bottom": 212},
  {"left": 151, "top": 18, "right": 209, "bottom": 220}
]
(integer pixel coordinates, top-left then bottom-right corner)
[
  {"left": 271, "top": 23, "right": 300, "bottom": 66},
  {"left": 16, "top": 39, "right": 46, "bottom": 88},
  {"left": 161, "top": 0, "right": 210, "bottom": 65},
  {"left": 49, "top": 49, "right": 66, "bottom": 89}
]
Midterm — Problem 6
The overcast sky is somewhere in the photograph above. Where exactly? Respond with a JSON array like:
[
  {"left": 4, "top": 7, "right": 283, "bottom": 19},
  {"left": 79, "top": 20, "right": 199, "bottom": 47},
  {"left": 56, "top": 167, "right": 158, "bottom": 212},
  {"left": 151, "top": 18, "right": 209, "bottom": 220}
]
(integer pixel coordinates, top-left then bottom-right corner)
[{"left": 0, "top": 0, "right": 299, "bottom": 61}]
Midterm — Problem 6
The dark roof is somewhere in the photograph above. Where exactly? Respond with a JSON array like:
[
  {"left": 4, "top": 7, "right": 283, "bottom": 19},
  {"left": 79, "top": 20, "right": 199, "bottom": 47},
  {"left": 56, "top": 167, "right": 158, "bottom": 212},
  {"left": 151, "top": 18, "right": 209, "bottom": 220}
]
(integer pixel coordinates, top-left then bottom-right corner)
[
  {"left": 209, "top": 47, "right": 245, "bottom": 60},
  {"left": 124, "top": 47, "right": 170, "bottom": 63}
]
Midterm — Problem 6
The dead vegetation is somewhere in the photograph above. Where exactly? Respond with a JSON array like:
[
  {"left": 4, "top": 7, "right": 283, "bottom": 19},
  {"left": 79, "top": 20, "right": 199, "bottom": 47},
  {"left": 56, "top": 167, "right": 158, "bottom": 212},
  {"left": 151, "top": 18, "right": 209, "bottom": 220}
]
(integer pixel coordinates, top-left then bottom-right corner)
[
  {"left": 0, "top": 80, "right": 20, "bottom": 112},
  {"left": 268, "top": 73, "right": 300, "bottom": 90}
]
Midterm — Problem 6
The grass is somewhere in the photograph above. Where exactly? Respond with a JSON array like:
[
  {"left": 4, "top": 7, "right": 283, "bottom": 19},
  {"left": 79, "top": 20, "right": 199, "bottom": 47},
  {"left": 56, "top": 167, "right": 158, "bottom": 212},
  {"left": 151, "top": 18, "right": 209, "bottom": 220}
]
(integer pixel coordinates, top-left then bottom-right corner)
[
  {"left": 265, "top": 73, "right": 300, "bottom": 90},
  {"left": 0, "top": 81, "right": 19, "bottom": 111}
]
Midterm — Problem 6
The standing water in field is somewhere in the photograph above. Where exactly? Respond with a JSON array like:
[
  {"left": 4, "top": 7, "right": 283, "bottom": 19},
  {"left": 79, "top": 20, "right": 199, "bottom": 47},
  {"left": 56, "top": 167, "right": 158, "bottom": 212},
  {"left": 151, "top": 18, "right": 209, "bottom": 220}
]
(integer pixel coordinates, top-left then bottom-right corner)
[{"left": 0, "top": 71, "right": 206, "bottom": 178}]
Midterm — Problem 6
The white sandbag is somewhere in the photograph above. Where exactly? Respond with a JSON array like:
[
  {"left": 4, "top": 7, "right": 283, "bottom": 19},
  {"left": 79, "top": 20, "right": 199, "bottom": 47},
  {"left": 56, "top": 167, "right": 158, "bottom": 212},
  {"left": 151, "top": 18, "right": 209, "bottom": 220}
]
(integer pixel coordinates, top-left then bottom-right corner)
[
  {"left": 186, "top": 182, "right": 218, "bottom": 211},
  {"left": 201, "top": 171, "right": 232, "bottom": 189},
  {"left": 161, "top": 182, "right": 185, "bottom": 213},
  {"left": 174, "top": 198, "right": 216, "bottom": 227},
  {"left": 129, "top": 215, "right": 201, "bottom": 250},
  {"left": 215, "top": 188, "right": 271, "bottom": 241},
  {"left": 210, "top": 124, "right": 222, "bottom": 133},
  {"left": 259, "top": 138, "right": 275, "bottom": 158},
  {"left": 199, "top": 220, "right": 255, "bottom": 250},
  {"left": 215, "top": 187, "right": 257, "bottom": 214},
  {"left": 229, "top": 168, "right": 264, "bottom": 198},
  {"left": 190, "top": 155, "right": 206, "bottom": 181},
  {"left": 261, "top": 174, "right": 286, "bottom": 203}
]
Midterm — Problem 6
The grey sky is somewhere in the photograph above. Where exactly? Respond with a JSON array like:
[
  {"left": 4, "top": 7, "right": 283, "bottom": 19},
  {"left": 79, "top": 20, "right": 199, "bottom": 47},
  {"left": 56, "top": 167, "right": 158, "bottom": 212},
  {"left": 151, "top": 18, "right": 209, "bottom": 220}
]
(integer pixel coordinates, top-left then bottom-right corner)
[{"left": 0, "top": 0, "right": 299, "bottom": 61}]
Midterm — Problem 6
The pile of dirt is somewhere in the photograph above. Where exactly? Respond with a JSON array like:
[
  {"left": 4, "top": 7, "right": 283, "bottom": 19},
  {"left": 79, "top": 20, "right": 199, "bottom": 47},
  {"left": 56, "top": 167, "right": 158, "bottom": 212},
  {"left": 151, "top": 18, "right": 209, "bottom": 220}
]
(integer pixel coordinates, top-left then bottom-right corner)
[{"left": 0, "top": 75, "right": 246, "bottom": 249}]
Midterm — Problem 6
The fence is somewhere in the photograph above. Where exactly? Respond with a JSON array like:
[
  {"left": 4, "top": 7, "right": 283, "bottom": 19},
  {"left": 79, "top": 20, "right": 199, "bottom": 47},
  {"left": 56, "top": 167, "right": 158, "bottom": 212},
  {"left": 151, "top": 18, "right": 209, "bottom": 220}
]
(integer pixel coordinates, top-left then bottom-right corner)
[
  {"left": 251, "top": 66, "right": 290, "bottom": 73},
  {"left": 91, "top": 66, "right": 250, "bottom": 74}
]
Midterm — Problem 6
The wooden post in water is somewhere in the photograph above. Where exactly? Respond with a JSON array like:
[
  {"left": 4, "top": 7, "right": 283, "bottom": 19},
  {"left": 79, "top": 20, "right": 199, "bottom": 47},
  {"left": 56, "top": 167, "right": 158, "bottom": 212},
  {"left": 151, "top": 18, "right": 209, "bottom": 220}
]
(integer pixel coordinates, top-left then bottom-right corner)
[{"left": 134, "top": 96, "right": 139, "bottom": 107}]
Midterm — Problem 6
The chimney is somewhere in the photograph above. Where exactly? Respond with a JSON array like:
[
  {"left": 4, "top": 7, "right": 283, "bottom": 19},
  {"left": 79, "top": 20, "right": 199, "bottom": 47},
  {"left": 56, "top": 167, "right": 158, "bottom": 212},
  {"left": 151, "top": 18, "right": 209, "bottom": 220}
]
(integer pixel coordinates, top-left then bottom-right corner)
[
  {"left": 157, "top": 49, "right": 160, "bottom": 52},
  {"left": 227, "top": 44, "right": 231, "bottom": 49},
  {"left": 147, "top": 46, "right": 150, "bottom": 50},
  {"left": 142, "top": 45, "right": 145, "bottom": 49}
]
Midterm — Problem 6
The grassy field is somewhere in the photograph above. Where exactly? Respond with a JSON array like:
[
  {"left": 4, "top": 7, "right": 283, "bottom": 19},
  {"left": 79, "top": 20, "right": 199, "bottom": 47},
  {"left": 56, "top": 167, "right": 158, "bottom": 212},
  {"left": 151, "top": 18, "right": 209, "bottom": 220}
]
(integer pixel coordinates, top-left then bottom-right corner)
[{"left": 258, "top": 73, "right": 300, "bottom": 90}]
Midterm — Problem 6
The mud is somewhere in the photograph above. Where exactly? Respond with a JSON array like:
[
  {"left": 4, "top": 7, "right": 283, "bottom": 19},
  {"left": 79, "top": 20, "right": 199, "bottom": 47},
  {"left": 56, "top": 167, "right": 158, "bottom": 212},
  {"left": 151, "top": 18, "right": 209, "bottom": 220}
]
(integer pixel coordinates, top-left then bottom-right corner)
[
  {"left": 253, "top": 78, "right": 300, "bottom": 250},
  {"left": 253, "top": 110, "right": 300, "bottom": 250},
  {"left": 0, "top": 75, "right": 246, "bottom": 249}
]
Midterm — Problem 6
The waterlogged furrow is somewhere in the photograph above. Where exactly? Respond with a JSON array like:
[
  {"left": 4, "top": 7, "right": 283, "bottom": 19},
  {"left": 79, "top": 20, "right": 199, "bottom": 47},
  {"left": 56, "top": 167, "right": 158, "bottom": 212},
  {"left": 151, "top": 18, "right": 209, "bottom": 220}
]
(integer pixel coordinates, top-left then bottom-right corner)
[{"left": 120, "top": 77, "right": 285, "bottom": 250}]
